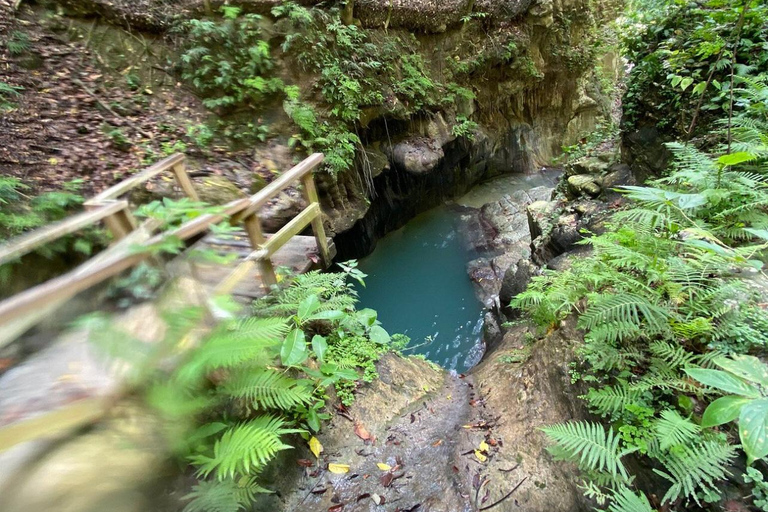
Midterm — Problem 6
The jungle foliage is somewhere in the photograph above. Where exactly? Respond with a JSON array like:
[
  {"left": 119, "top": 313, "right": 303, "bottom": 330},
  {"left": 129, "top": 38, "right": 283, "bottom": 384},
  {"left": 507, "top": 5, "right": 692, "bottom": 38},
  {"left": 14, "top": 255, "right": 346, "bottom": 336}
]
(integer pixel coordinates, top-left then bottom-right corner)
[
  {"left": 177, "top": 4, "right": 476, "bottom": 176},
  {"left": 513, "top": 1, "right": 768, "bottom": 509},
  {"left": 88, "top": 264, "right": 401, "bottom": 512}
]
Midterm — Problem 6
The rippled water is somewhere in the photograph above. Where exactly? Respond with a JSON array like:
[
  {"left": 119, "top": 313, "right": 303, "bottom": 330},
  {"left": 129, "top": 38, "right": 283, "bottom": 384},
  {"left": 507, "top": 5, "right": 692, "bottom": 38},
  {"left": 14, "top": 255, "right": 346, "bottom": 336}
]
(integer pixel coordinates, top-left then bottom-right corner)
[
  {"left": 355, "top": 171, "right": 560, "bottom": 372},
  {"left": 355, "top": 206, "right": 484, "bottom": 373}
]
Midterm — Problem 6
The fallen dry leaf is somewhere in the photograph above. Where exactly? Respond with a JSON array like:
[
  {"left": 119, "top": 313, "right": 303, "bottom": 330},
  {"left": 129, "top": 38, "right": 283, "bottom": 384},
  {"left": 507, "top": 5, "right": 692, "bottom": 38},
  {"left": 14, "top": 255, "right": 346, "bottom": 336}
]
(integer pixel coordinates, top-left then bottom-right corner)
[
  {"left": 328, "top": 463, "right": 351, "bottom": 474},
  {"left": 354, "top": 421, "right": 374, "bottom": 442},
  {"left": 309, "top": 437, "right": 323, "bottom": 459}
]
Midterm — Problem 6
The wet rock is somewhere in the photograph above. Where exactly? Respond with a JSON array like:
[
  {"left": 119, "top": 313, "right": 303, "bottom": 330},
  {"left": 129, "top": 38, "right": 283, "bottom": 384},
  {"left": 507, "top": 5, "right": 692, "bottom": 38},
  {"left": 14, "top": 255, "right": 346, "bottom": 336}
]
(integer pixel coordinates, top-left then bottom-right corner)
[
  {"left": 566, "top": 174, "right": 602, "bottom": 198},
  {"left": 256, "top": 353, "right": 474, "bottom": 511},
  {"left": 196, "top": 175, "right": 246, "bottom": 204},
  {"left": 354, "top": 146, "right": 390, "bottom": 181},
  {"left": 500, "top": 258, "right": 539, "bottom": 315},
  {"left": 390, "top": 137, "right": 444, "bottom": 174},
  {"left": 0, "top": 402, "right": 170, "bottom": 512},
  {"left": 469, "top": 318, "right": 591, "bottom": 512},
  {"left": 476, "top": 0, "right": 535, "bottom": 18}
]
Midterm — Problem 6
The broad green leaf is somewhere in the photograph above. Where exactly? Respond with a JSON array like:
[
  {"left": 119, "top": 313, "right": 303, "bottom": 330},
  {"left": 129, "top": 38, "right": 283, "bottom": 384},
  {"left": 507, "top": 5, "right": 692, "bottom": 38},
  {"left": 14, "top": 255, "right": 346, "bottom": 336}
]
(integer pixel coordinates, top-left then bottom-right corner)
[
  {"left": 306, "top": 408, "right": 321, "bottom": 432},
  {"left": 739, "top": 398, "right": 768, "bottom": 463},
  {"left": 297, "top": 295, "right": 321, "bottom": 322},
  {"left": 745, "top": 228, "right": 768, "bottom": 241},
  {"left": 311, "top": 335, "right": 327, "bottom": 363},
  {"left": 680, "top": 77, "right": 693, "bottom": 91},
  {"left": 685, "top": 368, "right": 761, "bottom": 398},
  {"left": 692, "top": 81, "right": 707, "bottom": 95},
  {"left": 670, "top": 75, "right": 682, "bottom": 87},
  {"left": 357, "top": 308, "right": 377, "bottom": 327},
  {"left": 308, "top": 310, "right": 346, "bottom": 321},
  {"left": 281, "top": 329, "right": 307, "bottom": 366},
  {"left": 369, "top": 325, "right": 391, "bottom": 344},
  {"left": 715, "top": 355, "right": 768, "bottom": 387},
  {"left": 718, "top": 151, "right": 755, "bottom": 167},
  {"left": 701, "top": 396, "right": 752, "bottom": 428}
]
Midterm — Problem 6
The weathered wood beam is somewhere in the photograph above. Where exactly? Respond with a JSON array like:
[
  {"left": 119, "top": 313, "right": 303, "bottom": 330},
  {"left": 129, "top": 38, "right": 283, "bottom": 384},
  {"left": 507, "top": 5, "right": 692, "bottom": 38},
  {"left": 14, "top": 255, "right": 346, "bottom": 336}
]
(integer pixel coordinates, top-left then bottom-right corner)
[{"left": 0, "top": 201, "right": 129, "bottom": 265}]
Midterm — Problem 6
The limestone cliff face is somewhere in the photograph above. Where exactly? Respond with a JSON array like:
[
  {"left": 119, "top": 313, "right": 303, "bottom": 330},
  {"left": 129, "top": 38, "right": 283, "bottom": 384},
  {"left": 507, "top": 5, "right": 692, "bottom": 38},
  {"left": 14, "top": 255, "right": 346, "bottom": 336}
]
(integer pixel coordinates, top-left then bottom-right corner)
[{"left": 51, "top": 0, "right": 620, "bottom": 254}]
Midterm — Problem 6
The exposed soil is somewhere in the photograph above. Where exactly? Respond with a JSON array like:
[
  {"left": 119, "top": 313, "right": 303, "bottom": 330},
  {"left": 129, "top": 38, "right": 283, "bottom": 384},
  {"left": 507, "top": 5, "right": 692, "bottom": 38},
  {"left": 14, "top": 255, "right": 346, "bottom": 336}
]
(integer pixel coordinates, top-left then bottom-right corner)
[{"left": 1, "top": 0, "right": 270, "bottom": 196}]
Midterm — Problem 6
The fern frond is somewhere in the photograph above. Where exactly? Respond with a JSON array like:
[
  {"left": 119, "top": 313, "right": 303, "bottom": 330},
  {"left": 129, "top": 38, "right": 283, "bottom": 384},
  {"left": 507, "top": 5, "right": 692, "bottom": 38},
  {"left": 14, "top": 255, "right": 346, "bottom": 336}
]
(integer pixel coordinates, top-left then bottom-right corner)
[
  {"left": 185, "top": 317, "right": 289, "bottom": 374},
  {"left": 542, "top": 421, "right": 631, "bottom": 480},
  {"left": 584, "top": 383, "right": 645, "bottom": 416},
  {"left": 653, "top": 410, "right": 701, "bottom": 450},
  {"left": 608, "top": 486, "right": 655, "bottom": 512},
  {"left": 191, "top": 415, "right": 299, "bottom": 479},
  {"left": 579, "top": 293, "right": 670, "bottom": 341},
  {"left": 222, "top": 369, "right": 313, "bottom": 410},
  {"left": 654, "top": 439, "right": 736, "bottom": 505},
  {"left": 648, "top": 341, "right": 697, "bottom": 369},
  {"left": 183, "top": 477, "right": 270, "bottom": 512}
]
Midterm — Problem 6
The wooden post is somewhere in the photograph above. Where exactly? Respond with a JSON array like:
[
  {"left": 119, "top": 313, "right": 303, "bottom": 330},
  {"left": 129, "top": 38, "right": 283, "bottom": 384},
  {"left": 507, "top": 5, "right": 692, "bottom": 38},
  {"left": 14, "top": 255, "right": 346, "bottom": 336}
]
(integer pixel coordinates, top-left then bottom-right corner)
[
  {"left": 243, "top": 214, "right": 277, "bottom": 288},
  {"left": 103, "top": 207, "right": 137, "bottom": 241},
  {"left": 300, "top": 173, "right": 330, "bottom": 267},
  {"left": 171, "top": 161, "right": 200, "bottom": 201}
]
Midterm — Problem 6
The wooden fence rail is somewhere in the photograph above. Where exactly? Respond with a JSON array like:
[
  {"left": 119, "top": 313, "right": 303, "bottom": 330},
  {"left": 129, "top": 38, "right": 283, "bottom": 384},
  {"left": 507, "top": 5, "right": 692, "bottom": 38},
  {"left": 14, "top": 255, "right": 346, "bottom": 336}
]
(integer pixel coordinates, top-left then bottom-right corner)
[
  {"left": 0, "top": 152, "right": 329, "bottom": 453},
  {"left": 0, "top": 152, "right": 328, "bottom": 343}
]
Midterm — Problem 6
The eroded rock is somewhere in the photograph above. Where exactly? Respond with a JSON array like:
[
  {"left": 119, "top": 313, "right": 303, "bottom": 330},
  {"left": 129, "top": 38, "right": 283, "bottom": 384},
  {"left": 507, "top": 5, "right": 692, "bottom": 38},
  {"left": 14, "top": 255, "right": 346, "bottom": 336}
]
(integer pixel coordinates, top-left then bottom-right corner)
[{"left": 469, "top": 319, "right": 591, "bottom": 512}]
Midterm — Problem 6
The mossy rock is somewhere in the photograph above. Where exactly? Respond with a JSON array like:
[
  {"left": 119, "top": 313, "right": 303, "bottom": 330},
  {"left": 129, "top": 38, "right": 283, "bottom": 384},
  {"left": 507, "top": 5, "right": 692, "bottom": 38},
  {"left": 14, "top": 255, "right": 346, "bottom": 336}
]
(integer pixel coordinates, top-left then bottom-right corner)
[{"left": 195, "top": 176, "right": 246, "bottom": 205}]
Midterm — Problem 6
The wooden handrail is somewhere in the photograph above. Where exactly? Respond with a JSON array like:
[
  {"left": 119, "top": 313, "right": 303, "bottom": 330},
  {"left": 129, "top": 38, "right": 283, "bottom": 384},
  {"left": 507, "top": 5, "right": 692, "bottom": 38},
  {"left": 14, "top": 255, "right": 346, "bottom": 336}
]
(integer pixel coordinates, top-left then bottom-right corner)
[
  {"left": 233, "top": 153, "right": 324, "bottom": 221},
  {"left": 0, "top": 152, "right": 332, "bottom": 452},
  {"left": 87, "top": 153, "right": 186, "bottom": 204},
  {"left": 0, "top": 197, "right": 251, "bottom": 329},
  {"left": 0, "top": 200, "right": 129, "bottom": 265},
  {"left": 250, "top": 203, "right": 320, "bottom": 260}
]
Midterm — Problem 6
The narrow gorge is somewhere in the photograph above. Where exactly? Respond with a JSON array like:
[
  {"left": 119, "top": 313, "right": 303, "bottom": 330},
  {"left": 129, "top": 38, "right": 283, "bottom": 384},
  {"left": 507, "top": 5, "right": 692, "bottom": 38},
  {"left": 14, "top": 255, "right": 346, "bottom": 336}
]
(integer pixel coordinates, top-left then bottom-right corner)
[{"left": 1, "top": 1, "right": 767, "bottom": 512}]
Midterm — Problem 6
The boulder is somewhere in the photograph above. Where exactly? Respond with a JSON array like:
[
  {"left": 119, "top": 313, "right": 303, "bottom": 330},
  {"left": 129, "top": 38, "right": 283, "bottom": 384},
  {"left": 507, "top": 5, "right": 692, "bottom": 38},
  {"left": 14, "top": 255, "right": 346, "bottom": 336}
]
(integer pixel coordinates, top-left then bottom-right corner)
[
  {"left": 195, "top": 175, "right": 246, "bottom": 204},
  {"left": 259, "top": 188, "right": 308, "bottom": 233},
  {"left": 469, "top": 319, "right": 591, "bottom": 512},
  {"left": 500, "top": 258, "right": 539, "bottom": 314},
  {"left": 526, "top": 199, "right": 558, "bottom": 240},
  {"left": 390, "top": 137, "right": 444, "bottom": 174},
  {"left": 567, "top": 174, "right": 602, "bottom": 198},
  {"left": 567, "top": 155, "right": 611, "bottom": 176}
]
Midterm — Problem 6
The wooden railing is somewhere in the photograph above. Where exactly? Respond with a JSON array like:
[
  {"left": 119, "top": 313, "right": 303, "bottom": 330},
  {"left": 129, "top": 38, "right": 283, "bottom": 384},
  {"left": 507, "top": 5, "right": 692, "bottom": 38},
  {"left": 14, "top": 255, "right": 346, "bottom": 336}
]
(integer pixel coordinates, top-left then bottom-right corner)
[
  {"left": 0, "top": 152, "right": 329, "bottom": 345},
  {"left": 0, "top": 152, "right": 329, "bottom": 452}
]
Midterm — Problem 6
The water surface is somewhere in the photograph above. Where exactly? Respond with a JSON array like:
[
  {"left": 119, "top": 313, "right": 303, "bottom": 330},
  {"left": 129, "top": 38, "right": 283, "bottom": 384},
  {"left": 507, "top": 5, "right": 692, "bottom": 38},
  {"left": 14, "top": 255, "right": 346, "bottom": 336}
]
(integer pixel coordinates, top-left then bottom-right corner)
[
  {"left": 355, "top": 206, "right": 484, "bottom": 373},
  {"left": 355, "top": 171, "right": 559, "bottom": 372}
]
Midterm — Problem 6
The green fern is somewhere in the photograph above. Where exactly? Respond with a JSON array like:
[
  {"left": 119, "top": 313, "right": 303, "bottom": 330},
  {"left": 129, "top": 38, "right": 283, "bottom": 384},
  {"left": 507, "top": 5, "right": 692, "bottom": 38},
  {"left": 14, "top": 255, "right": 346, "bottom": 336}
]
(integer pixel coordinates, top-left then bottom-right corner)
[
  {"left": 608, "top": 486, "right": 655, "bottom": 512},
  {"left": 652, "top": 410, "right": 701, "bottom": 451},
  {"left": 584, "top": 383, "right": 646, "bottom": 416},
  {"left": 654, "top": 439, "right": 736, "bottom": 505},
  {"left": 191, "top": 415, "right": 299, "bottom": 480},
  {"left": 579, "top": 293, "right": 670, "bottom": 343},
  {"left": 542, "top": 421, "right": 632, "bottom": 480},
  {"left": 221, "top": 368, "right": 313, "bottom": 410},
  {"left": 183, "top": 477, "right": 270, "bottom": 512}
]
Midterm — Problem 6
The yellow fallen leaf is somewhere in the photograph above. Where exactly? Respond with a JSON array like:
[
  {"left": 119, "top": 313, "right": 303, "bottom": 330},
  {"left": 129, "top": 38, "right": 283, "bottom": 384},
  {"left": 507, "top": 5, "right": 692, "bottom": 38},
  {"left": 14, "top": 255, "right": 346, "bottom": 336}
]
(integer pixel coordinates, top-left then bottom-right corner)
[
  {"left": 478, "top": 441, "right": 490, "bottom": 452},
  {"left": 328, "top": 463, "right": 350, "bottom": 474},
  {"left": 309, "top": 436, "right": 323, "bottom": 459},
  {"left": 377, "top": 463, "right": 391, "bottom": 471},
  {"left": 474, "top": 450, "right": 487, "bottom": 463},
  {"left": 48, "top": 158, "right": 58, "bottom": 165}
]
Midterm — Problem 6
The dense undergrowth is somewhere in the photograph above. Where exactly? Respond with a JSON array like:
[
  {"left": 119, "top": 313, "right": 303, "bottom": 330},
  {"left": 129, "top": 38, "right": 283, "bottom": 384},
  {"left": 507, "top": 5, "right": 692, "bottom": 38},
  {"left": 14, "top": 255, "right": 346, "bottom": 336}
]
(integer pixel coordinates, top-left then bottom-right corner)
[
  {"left": 513, "top": 1, "right": 768, "bottom": 510},
  {"left": 89, "top": 263, "right": 404, "bottom": 512}
]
